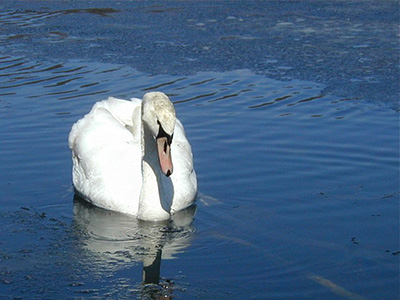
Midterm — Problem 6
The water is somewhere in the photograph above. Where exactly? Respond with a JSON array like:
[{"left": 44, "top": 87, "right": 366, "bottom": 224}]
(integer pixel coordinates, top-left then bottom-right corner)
[{"left": 1, "top": 1, "right": 399, "bottom": 300}]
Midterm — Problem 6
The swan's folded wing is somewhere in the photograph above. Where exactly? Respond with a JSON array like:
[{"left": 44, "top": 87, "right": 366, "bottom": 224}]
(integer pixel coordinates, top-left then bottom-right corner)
[
  {"left": 69, "top": 104, "right": 142, "bottom": 215},
  {"left": 170, "top": 119, "right": 197, "bottom": 212},
  {"left": 99, "top": 97, "right": 137, "bottom": 127}
]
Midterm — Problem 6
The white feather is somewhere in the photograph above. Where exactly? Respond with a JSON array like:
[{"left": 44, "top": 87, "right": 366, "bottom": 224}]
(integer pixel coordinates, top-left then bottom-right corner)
[{"left": 68, "top": 93, "right": 197, "bottom": 221}]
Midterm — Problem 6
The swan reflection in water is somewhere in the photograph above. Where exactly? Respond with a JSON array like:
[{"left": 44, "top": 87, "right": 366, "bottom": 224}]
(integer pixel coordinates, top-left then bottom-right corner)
[{"left": 72, "top": 195, "right": 196, "bottom": 298}]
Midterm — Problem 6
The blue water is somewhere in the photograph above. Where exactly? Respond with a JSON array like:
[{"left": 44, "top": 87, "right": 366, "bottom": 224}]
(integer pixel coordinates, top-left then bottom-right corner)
[{"left": 1, "top": 2, "right": 399, "bottom": 300}]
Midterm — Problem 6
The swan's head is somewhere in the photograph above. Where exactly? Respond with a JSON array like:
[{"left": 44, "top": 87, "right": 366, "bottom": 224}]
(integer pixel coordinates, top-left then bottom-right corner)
[{"left": 142, "top": 92, "right": 176, "bottom": 177}]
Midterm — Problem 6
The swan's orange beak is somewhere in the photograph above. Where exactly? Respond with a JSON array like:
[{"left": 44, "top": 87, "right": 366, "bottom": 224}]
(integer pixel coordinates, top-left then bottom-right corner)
[{"left": 156, "top": 136, "right": 173, "bottom": 177}]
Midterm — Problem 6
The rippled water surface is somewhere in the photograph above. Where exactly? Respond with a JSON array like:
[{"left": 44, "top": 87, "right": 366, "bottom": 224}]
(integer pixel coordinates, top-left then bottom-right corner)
[{"left": 1, "top": 2, "right": 399, "bottom": 300}]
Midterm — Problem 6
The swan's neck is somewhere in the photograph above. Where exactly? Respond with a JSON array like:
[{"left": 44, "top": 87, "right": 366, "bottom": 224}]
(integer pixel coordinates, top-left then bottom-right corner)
[{"left": 137, "top": 121, "right": 172, "bottom": 221}]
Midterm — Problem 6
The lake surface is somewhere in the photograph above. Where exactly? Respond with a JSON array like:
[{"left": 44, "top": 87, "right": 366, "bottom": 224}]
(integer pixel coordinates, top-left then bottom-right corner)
[{"left": 0, "top": 1, "right": 399, "bottom": 300}]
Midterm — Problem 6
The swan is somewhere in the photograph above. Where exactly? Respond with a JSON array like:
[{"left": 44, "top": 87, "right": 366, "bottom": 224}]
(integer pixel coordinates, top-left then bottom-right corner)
[{"left": 68, "top": 92, "right": 197, "bottom": 221}]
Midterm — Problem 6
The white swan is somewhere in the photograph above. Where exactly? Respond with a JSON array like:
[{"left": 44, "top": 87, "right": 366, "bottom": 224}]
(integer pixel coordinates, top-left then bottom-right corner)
[{"left": 68, "top": 92, "right": 197, "bottom": 221}]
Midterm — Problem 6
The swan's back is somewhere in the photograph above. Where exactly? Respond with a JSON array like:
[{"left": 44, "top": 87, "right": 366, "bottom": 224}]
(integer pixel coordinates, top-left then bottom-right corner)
[{"left": 68, "top": 97, "right": 196, "bottom": 217}]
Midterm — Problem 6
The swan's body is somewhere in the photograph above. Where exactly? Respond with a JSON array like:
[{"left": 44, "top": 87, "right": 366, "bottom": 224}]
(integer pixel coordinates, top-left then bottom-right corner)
[{"left": 68, "top": 92, "right": 197, "bottom": 221}]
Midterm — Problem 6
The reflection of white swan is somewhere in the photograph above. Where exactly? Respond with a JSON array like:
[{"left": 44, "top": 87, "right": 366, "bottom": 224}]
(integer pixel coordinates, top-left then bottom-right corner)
[
  {"left": 72, "top": 196, "right": 196, "bottom": 283},
  {"left": 68, "top": 92, "right": 197, "bottom": 221}
]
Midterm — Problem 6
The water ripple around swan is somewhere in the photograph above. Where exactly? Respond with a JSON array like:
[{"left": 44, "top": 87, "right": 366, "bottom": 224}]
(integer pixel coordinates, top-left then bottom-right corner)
[{"left": 0, "top": 38, "right": 398, "bottom": 300}]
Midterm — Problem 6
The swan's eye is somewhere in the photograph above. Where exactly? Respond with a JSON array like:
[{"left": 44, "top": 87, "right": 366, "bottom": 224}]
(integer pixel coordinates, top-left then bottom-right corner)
[{"left": 157, "top": 120, "right": 173, "bottom": 145}]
